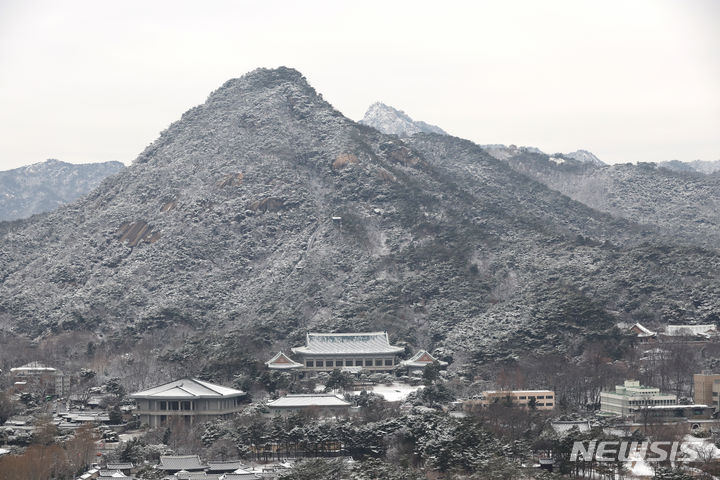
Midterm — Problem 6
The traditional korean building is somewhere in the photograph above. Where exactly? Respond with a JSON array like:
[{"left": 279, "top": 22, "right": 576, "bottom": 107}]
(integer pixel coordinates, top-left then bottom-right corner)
[
  {"left": 266, "top": 393, "right": 353, "bottom": 416},
  {"left": 158, "top": 455, "right": 206, "bottom": 474},
  {"left": 290, "top": 332, "right": 404, "bottom": 373},
  {"left": 399, "top": 350, "right": 448, "bottom": 375},
  {"left": 628, "top": 323, "right": 657, "bottom": 343},
  {"left": 265, "top": 352, "right": 304, "bottom": 373},
  {"left": 130, "top": 378, "right": 245, "bottom": 427}
]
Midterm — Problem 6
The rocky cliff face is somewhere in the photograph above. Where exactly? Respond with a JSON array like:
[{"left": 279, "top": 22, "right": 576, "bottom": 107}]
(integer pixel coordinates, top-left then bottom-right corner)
[
  {"left": 0, "top": 159, "right": 125, "bottom": 221},
  {"left": 1, "top": 67, "right": 719, "bottom": 370},
  {"left": 359, "top": 102, "right": 447, "bottom": 136}
]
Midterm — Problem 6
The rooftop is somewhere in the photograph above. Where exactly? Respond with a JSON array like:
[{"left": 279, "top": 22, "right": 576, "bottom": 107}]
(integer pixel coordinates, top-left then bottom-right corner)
[
  {"left": 130, "top": 379, "right": 245, "bottom": 400},
  {"left": 159, "top": 455, "right": 206, "bottom": 471},
  {"left": 401, "top": 350, "right": 448, "bottom": 367},
  {"left": 291, "top": 332, "right": 403, "bottom": 355},
  {"left": 10, "top": 361, "right": 59, "bottom": 373},
  {"left": 265, "top": 351, "right": 303, "bottom": 370},
  {"left": 267, "top": 394, "right": 352, "bottom": 408}
]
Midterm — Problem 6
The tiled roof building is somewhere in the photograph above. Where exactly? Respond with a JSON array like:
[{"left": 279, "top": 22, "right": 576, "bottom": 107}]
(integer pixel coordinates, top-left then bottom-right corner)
[
  {"left": 289, "top": 332, "right": 403, "bottom": 372},
  {"left": 131, "top": 379, "right": 245, "bottom": 427}
]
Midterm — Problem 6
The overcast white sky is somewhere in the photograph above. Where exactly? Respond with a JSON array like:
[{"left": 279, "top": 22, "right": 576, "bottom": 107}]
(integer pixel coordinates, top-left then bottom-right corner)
[{"left": 1, "top": 0, "right": 718, "bottom": 170}]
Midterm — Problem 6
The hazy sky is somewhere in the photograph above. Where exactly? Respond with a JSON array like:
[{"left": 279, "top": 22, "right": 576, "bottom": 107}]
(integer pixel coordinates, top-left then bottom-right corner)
[{"left": 1, "top": 0, "right": 718, "bottom": 170}]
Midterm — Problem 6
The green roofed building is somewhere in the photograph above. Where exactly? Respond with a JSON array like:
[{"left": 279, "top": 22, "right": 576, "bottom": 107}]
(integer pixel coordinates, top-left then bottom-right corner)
[{"left": 290, "top": 332, "right": 404, "bottom": 373}]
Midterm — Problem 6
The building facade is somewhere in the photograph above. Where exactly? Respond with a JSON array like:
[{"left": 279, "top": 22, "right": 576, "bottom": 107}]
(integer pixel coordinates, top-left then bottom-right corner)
[
  {"left": 399, "top": 350, "right": 448, "bottom": 375},
  {"left": 693, "top": 373, "right": 720, "bottom": 409},
  {"left": 130, "top": 378, "right": 245, "bottom": 427},
  {"left": 471, "top": 390, "right": 556, "bottom": 410},
  {"left": 290, "top": 332, "right": 404, "bottom": 373},
  {"left": 10, "top": 362, "right": 68, "bottom": 397},
  {"left": 600, "top": 380, "right": 677, "bottom": 416}
]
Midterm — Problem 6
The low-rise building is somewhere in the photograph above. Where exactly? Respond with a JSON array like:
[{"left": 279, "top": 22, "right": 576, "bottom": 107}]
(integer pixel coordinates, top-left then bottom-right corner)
[
  {"left": 399, "top": 350, "right": 448, "bottom": 375},
  {"left": 469, "top": 390, "right": 556, "bottom": 410},
  {"left": 266, "top": 393, "right": 353, "bottom": 416},
  {"left": 629, "top": 323, "right": 657, "bottom": 343},
  {"left": 630, "top": 404, "right": 713, "bottom": 423},
  {"left": 600, "top": 380, "right": 677, "bottom": 416},
  {"left": 158, "top": 455, "right": 206, "bottom": 474},
  {"left": 130, "top": 378, "right": 246, "bottom": 427},
  {"left": 665, "top": 324, "right": 717, "bottom": 338},
  {"left": 10, "top": 362, "right": 68, "bottom": 397}
]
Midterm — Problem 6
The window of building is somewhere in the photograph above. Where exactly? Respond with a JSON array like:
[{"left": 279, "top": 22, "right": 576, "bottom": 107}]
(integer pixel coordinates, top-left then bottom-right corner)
[
  {"left": 547, "top": 395, "right": 553, "bottom": 399},
  {"left": 306, "top": 360, "right": 314, "bottom": 368},
  {"left": 537, "top": 403, "right": 544, "bottom": 406},
  {"left": 316, "top": 360, "right": 324, "bottom": 367},
  {"left": 365, "top": 359, "right": 373, "bottom": 366},
  {"left": 181, "top": 401, "right": 191, "bottom": 410},
  {"left": 346, "top": 359, "right": 353, "bottom": 366},
  {"left": 384, "top": 359, "right": 392, "bottom": 366},
  {"left": 169, "top": 401, "right": 179, "bottom": 410},
  {"left": 355, "top": 360, "right": 363, "bottom": 366},
  {"left": 160, "top": 401, "right": 167, "bottom": 410},
  {"left": 326, "top": 360, "right": 334, "bottom": 367},
  {"left": 537, "top": 396, "right": 545, "bottom": 399},
  {"left": 546, "top": 402, "right": 553, "bottom": 407},
  {"left": 519, "top": 396, "right": 526, "bottom": 400},
  {"left": 375, "top": 359, "right": 383, "bottom": 366}
]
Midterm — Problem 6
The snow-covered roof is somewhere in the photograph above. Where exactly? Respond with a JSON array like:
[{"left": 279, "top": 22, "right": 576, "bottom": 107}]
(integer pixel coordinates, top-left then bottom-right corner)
[
  {"left": 631, "top": 404, "right": 710, "bottom": 410},
  {"left": 265, "top": 352, "right": 303, "bottom": 370},
  {"left": 291, "top": 332, "right": 403, "bottom": 355},
  {"left": 629, "top": 323, "right": 656, "bottom": 337},
  {"left": 206, "top": 460, "right": 247, "bottom": 472},
  {"left": 665, "top": 325, "right": 717, "bottom": 337},
  {"left": 130, "top": 379, "right": 245, "bottom": 399},
  {"left": 158, "top": 455, "right": 206, "bottom": 471},
  {"left": 10, "top": 361, "right": 59, "bottom": 373},
  {"left": 267, "top": 394, "right": 352, "bottom": 408},
  {"left": 400, "top": 350, "right": 448, "bottom": 368}
]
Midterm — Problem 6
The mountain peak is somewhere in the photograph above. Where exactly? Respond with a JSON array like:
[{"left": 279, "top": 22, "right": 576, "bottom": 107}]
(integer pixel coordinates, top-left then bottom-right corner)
[
  {"left": 564, "top": 149, "right": 604, "bottom": 165},
  {"left": 359, "top": 102, "right": 447, "bottom": 136}
]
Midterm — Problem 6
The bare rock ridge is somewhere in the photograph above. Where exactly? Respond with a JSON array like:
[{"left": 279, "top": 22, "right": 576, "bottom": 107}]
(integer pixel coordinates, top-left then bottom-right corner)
[
  {"left": 1, "top": 67, "right": 719, "bottom": 371},
  {"left": 359, "top": 102, "right": 447, "bottom": 136},
  {"left": 0, "top": 159, "right": 125, "bottom": 221}
]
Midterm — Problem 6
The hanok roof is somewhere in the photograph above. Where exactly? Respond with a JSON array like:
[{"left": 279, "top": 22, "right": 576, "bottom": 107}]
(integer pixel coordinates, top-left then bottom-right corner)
[
  {"left": 98, "top": 471, "right": 128, "bottom": 478},
  {"left": 629, "top": 323, "right": 656, "bottom": 337},
  {"left": 291, "top": 332, "right": 403, "bottom": 355},
  {"left": 223, "top": 473, "right": 261, "bottom": 480},
  {"left": 207, "top": 460, "right": 247, "bottom": 472},
  {"left": 159, "top": 455, "right": 206, "bottom": 471},
  {"left": 130, "top": 379, "right": 245, "bottom": 400},
  {"left": 665, "top": 325, "right": 717, "bottom": 337},
  {"left": 267, "top": 394, "right": 352, "bottom": 408},
  {"left": 106, "top": 463, "right": 133, "bottom": 470},
  {"left": 401, "top": 350, "right": 448, "bottom": 368},
  {"left": 265, "top": 352, "right": 303, "bottom": 370},
  {"left": 10, "top": 361, "right": 58, "bottom": 373}
]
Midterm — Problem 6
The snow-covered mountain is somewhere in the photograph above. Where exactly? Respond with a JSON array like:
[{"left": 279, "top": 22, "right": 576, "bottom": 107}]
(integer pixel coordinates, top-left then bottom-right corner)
[
  {"left": 0, "top": 159, "right": 125, "bottom": 221},
  {"left": 658, "top": 159, "right": 720, "bottom": 175},
  {"left": 359, "top": 102, "right": 447, "bottom": 136},
  {"left": 564, "top": 149, "right": 604, "bottom": 165}
]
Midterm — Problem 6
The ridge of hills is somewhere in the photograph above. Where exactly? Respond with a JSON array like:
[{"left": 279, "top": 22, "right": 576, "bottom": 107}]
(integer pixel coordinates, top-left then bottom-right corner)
[
  {"left": 0, "top": 159, "right": 125, "bottom": 221},
  {"left": 1, "top": 67, "right": 719, "bottom": 379}
]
